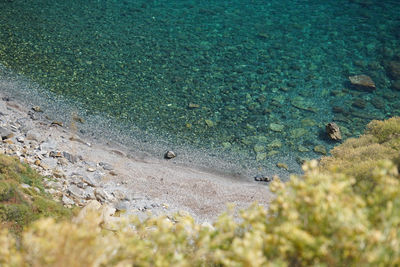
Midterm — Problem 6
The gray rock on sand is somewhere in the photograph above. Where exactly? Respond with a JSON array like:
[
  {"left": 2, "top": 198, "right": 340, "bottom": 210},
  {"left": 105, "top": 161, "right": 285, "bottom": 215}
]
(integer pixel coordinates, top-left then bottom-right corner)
[
  {"left": 88, "top": 171, "right": 104, "bottom": 183},
  {"left": 326, "top": 122, "right": 342, "bottom": 141},
  {"left": 45, "top": 180, "right": 63, "bottom": 190},
  {"left": 40, "top": 157, "right": 58, "bottom": 170},
  {"left": 68, "top": 184, "right": 86, "bottom": 199},
  {"left": 62, "top": 195, "right": 75, "bottom": 206},
  {"left": 16, "top": 118, "right": 33, "bottom": 133},
  {"left": 26, "top": 129, "right": 43, "bottom": 142},
  {"left": 94, "top": 188, "right": 115, "bottom": 203},
  {"left": 0, "top": 102, "right": 8, "bottom": 115},
  {"left": 40, "top": 139, "right": 58, "bottom": 152},
  {"left": 28, "top": 110, "right": 40, "bottom": 120},
  {"left": 0, "top": 126, "right": 13, "bottom": 140},
  {"left": 112, "top": 190, "right": 128, "bottom": 201},
  {"left": 63, "top": 151, "right": 79, "bottom": 164},
  {"left": 99, "top": 162, "right": 113, "bottom": 171},
  {"left": 114, "top": 201, "right": 129, "bottom": 211},
  {"left": 84, "top": 187, "right": 96, "bottom": 200},
  {"left": 82, "top": 176, "right": 98, "bottom": 187},
  {"left": 49, "top": 151, "right": 62, "bottom": 158}
]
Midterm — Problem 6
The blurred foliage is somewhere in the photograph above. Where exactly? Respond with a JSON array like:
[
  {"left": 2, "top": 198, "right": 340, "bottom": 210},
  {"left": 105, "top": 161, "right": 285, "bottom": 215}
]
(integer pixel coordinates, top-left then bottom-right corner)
[
  {"left": 1, "top": 117, "right": 400, "bottom": 266},
  {"left": 320, "top": 117, "right": 400, "bottom": 194}
]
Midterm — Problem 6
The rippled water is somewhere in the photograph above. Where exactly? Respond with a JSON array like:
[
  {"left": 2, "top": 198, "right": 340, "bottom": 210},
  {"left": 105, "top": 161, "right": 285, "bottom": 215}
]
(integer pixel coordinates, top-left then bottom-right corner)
[{"left": 0, "top": 0, "right": 399, "bottom": 177}]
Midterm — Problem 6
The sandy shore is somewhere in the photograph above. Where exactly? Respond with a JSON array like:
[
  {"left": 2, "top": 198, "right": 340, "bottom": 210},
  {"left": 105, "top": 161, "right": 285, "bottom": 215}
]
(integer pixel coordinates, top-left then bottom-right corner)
[{"left": 0, "top": 89, "right": 274, "bottom": 222}]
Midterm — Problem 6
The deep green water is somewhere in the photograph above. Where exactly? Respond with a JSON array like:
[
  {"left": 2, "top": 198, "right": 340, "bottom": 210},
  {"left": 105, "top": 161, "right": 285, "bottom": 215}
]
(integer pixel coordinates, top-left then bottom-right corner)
[{"left": 0, "top": 0, "right": 400, "bottom": 177}]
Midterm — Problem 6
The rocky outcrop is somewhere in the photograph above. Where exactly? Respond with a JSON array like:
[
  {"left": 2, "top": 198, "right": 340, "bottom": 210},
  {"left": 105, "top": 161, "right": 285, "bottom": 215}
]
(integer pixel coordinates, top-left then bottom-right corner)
[
  {"left": 326, "top": 122, "right": 342, "bottom": 141},
  {"left": 0, "top": 96, "right": 161, "bottom": 217}
]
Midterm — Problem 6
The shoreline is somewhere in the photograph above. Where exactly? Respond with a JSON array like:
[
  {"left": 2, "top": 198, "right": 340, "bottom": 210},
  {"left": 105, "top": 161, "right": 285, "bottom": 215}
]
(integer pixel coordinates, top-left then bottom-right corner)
[
  {"left": 0, "top": 64, "right": 302, "bottom": 181},
  {"left": 0, "top": 88, "right": 274, "bottom": 222}
]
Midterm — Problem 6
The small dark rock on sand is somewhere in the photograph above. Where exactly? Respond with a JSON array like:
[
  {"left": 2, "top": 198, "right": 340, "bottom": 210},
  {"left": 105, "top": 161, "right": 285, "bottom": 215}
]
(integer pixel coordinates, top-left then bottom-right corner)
[
  {"left": 254, "top": 175, "right": 273, "bottom": 182},
  {"left": 51, "top": 121, "right": 64, "bottom": 127},
  {"left": 164, "top": 150, "right": 177, "bottom": 159},
  {"left": 32, "top": 106, "right": 42, "bottom": 112}
]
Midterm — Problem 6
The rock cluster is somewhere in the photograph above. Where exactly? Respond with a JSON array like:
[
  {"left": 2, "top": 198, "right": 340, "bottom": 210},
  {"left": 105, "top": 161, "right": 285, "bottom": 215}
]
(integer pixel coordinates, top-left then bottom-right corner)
[
  {"left": 0, "top": 95, "right": 164, "bottom": 217},
  {"left": 254, "top": 174, "right": 273, "bottom": 183}
]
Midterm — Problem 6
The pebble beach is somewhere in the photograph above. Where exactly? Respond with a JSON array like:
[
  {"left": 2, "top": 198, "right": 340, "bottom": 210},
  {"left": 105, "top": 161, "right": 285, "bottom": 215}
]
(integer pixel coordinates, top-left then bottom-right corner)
[{"left": 0, "top": 90, "right": 273, "bottom": 222}]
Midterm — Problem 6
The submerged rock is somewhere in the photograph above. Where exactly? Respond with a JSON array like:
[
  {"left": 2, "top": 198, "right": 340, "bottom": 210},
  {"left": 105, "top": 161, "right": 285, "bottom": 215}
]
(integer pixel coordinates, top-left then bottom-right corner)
[
  {"left": 349, "top": 75, "right": 376, "bottom": 91},
  {"left": 268, "top": 139, "right": 282, "bottom": 149},
  {"left": 188, "top": 103, "right": 200, "bottom": 109},
  {"left": 253, "top": 144, "right": 265, "bottom": 153},
  {"left": 298, "top": 145, "right": 310, "bottom": 152},
  {"left": 290, "top": 128, "right": 307, "bottom": 139},
  {"left": 314, "top": 145, "right": 327, "bottom": 155},
  {"left": 276, "top": 162, "right": 289, "bottom": 170},
  {"left": 392, "top": 80, "right": 400, "bottom": 91},
  {"left": 386, "top": 61, "right": 400, "bottom": 80},
  {"left": 205, "top": 119, "right": 215, "bottom": 127},
  {"left": 326, "top": 122, "right": 342, "bottom": 141},
  {"left": 291, "top": 97, "right": 317, "bottom": 113},
  {"left": 352, "top": 98, "right": 367, "bottom": 109},
  {"left": 256, "top": 152, "right": 267, "bottom": 162},
  {"left": 371, "top": 96, "right": 385, "bottom": 109},
  {"left": 269, "top": 123, "right": 284, "bottom": 132}
]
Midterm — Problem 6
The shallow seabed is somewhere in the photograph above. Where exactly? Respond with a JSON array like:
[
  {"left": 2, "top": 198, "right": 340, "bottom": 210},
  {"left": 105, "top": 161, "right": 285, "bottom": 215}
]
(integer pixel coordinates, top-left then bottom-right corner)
[{"left": 0, "top": 0, "right": 399, "bottom": 178}]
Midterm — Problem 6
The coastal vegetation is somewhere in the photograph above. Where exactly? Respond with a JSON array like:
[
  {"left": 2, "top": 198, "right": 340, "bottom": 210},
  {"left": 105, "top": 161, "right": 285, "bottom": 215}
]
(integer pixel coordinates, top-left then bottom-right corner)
[
  {"left": 0, "top": 154, "right": 73, "bottom": 235},
  {"left": 1, "top": 117, "right": 400, "bottom": 266}
]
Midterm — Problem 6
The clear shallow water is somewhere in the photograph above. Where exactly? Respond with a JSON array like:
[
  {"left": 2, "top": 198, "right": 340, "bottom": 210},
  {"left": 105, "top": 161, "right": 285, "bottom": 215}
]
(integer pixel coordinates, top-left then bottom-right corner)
[{"left": 0, "top": 0, "right": 399, "bottom": 177}]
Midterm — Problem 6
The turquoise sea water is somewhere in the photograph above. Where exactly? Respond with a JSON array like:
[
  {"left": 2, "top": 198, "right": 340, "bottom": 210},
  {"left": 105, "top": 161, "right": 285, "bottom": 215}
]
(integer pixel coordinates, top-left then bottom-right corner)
[{"left": 0, "top": 0, "right": 400, "bottom": 178}]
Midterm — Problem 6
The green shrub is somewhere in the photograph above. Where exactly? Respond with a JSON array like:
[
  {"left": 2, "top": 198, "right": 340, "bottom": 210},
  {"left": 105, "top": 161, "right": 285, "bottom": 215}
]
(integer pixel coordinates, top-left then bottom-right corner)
[
  {"left": 0, "top": 181, "right": 13, "bottom": 201},
  {"left": 0, "top": 154, "right": 73, "bottom": 234},
  {"left": 320, "top": 117, "right": 400, "bottom": 194}
]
